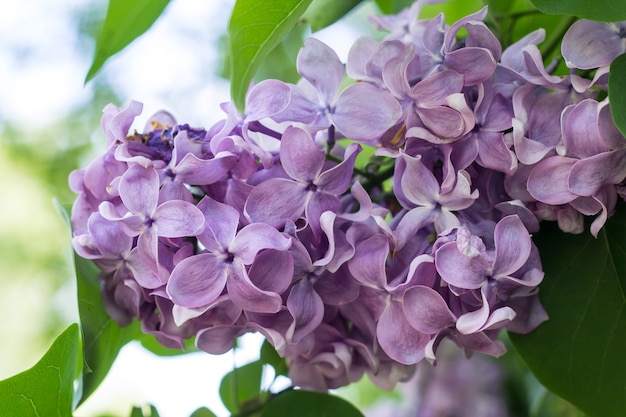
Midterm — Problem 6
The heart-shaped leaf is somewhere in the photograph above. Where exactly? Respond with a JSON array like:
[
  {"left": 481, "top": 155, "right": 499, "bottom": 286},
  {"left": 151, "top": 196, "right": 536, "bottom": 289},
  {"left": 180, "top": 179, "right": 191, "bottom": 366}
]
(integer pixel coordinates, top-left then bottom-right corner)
[
  {"left": 260, "top": 390, "right": 364, "bottom": 417},
  {"left": 609, "top": 53, "right": 626, "bottom": 138},
  {"left": 510, "top": 205, "right": 626, "bottom": 417},
  {"left": 0, "top": 324, "right": 82, "bottom": 416}
]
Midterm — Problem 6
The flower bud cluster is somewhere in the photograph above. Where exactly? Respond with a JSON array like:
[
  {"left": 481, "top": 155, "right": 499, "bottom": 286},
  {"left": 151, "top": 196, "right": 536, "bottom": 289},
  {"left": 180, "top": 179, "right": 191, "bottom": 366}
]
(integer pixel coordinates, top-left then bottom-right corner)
[{"left": 70, "top": 0, "right": 626, "bottom": 391}]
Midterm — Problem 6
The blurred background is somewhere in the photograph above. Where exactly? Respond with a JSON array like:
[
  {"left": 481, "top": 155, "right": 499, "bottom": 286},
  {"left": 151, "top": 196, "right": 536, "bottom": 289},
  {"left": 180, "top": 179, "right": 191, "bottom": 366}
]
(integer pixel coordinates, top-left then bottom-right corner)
[{"left": 0, "top": 0, "right": 584, "bottom": 416}]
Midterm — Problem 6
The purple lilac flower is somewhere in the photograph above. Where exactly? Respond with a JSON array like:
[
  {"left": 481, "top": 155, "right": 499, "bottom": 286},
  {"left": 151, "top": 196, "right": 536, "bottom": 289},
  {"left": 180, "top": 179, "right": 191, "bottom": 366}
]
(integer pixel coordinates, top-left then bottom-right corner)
[{"left": 70, "top": 2, "right": 626, "bottom": 394}]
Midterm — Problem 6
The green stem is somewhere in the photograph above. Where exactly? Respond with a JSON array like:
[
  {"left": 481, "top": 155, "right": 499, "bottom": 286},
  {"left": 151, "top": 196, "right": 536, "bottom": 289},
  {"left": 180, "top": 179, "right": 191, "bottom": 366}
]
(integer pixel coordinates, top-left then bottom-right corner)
[{"left": 540, "top": 15, "right": 578, "bottom": 62}]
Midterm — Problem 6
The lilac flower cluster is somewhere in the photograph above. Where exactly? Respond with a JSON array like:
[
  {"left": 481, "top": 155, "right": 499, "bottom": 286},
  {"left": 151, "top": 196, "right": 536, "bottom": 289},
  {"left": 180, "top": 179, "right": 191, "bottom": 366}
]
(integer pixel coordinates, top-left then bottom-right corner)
[{"left": 70, "top": 1, "right": 626, "bottom": 391}]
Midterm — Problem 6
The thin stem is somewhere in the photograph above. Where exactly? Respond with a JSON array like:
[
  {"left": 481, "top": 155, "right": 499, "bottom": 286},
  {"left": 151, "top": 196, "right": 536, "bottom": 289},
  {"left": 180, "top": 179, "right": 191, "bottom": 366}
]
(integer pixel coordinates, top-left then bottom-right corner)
[
  {"left": 247, "top": 120, "right": 282, "bottom": 139},
  {"left": 540, "top": 15, "right": 578, "bottom": 62}
]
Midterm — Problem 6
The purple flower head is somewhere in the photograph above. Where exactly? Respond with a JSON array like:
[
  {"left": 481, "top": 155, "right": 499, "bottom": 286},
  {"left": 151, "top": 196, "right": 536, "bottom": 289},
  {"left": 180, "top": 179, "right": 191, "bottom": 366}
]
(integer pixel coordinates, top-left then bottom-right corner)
[
  {"left": 527, "top": 99, "right": 626, "bottom": 235},
  {"left": 393, "top": 152, "right": 478, "bottom": 247},
  {"left": 245, "top": 126, "right": 361, "bottom": 239},
  {"left": 167, "top": 196, "right": 293, "bottom": 313},
  {"left": 99, "top": 164, "right": 205, "bottom": 272},
  {"left": 251, "top": 38, "right": 403, "bottom": 143}
]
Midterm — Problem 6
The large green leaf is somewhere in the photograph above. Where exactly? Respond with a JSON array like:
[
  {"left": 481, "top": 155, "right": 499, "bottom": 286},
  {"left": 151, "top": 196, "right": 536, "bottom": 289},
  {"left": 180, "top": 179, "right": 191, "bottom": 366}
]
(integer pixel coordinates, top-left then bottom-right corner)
[
  {"left": 510, "top": 206, "right": 626, "bottom": 417},
  {"left": 373, "top": 0, "right": 415, "bottom": 14},
  {"left": 86, "top": 0, "right": 170, "bottom": 82},
  {"left": 260, "top": 390, "right": 364, "bottom": 417},
  {"left": 609, "top": 53, "right": 626, "bottom": 138},
  {"left": 219, "top": 360, "right": 265, "bottom": 413},
  {"left": 75, "top": 254, "right": 140, "bottom": 404},
  {"left": 0, "top": 323, "right": 82, "bottom": 417},
  {"left": 228, "top": 0, "right": 314, "bottom": 112},
  {"left": 528, "top": 0, "right": 626, "bottom": 21},
  {"left": 301, "top": 0, "right": 363, "bottom": 32}
]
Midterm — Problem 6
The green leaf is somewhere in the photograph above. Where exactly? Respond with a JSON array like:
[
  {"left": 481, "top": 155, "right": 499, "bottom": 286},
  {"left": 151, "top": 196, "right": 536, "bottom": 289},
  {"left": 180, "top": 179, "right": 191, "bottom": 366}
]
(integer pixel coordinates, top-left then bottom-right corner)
[
  {"left": 300, "top": 0, "right": 363, "bottom": 32},
  {"left": 228, "top": 0, "right": 314, "bottom": 112},
  {"left": 373, "top": 0, "right": 415, "bottom": 14},
  {"left": 130, "top": 404, "right": 160, "bottom": 417},
  {"left": 609, "top": 53, "right": 626, "bottom": 138},
  {"left": 260, "top": 390, "right": 365, "bottom": 417},
  {"left": 189, "top": 407, "right": 218, "bottom": 417},
  {"left": 528, "top": 0, "right": 626, "bottom": 21},
  {"left": 0, "top": 323, "right": 82, "bottom": 417},
  {"left": 252, "top": 24, "right": 305, "bottom": 85},
  {"left": 260, "top": 340, "right": 288, "bottom": 377},
  {"left": 86, "top": 0, "right": 170, "bottom": 82},
  {"left": 510, "top": 206, "right": 626, "bottom": 417},
  {"left": 75, "top": 254, "right": 140, "bottom": 404},
  {"left": 219, "top": 360, "right": 265, "bottom": 413}
]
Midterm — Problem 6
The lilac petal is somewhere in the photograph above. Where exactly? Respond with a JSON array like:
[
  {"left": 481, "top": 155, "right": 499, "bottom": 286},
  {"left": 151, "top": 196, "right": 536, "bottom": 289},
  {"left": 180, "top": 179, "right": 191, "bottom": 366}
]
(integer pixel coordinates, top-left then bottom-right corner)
[
  {"left": 477, "top": 131, "right": 517, "bottom": 174},
  {"left": 119, "top": 164, "right": 159, "bottom": 215},
  {"left": 297, "top": 37, "right": 344, "bottom": 105},
  {"left": 562, "top": 20, "right": 625, "bottom": 69},
  {"left": 512, "top": 119, "right": 554, "bottom": 166},
  {"left": 154, "top": 200, "right": 205, "bottom": 238},
  {"left": 365, "top": 40, "right": 409, "bottom": 82},
  {"left": 287, "top": 279, "right": 324, "bottom": 343},
  {"left": 377, "top": 299, "right": 428, "bottom": 364},
  {"left": 527, "top": 156, "right": 578, "bottom": 205},
  {"left": 346, "top": 36, "right": 379, "bottom": 81},
  {"left": 248, "top": 250, "right": 294, "bottom": 294},
  {"left": 226, "top": 263, "right": 283, "bottom": 313},
  {"left": 569, "top": 150, "right": 626, "bottom": 197},
  {"left": 306, "top": 192, "right": 341, "bottom": 240},
  {"left": 348, "top": 233, "right": 389, "bottom": 289},
  {"left": 492, "top": 215, "right": 531, "bottom": 277},
  {"left": 458, "top": 301, "right": 516, "bottom": 334},
  {"left": 506, "top": 294, "right": 549, "bottom": 333},
  {"left": 102, "top": 100, "right": 143, "bottom": 145},
  {"left": 143, "top": 110, "right": 176, "bottom": 132},
  {"left": 444, "top": 47, "right": 496, "bottom": 85},
  {"left": 167, "top": 253, "right": 228, "bottom": 308},
  {"left": 196, "top": 325, "right": 245, "bottom": 354},
  {"left": 455, "top": 291, "right": 490, "bottom": 334},
  {"left": 404, "top": 286, "right": 456, "bottom": 334},
  {"left": 136, "top": 227, "right": 159, "bottom": 273},
  {"left": 315, "top": 267, "right": 360, "bottom": 305},
  {"left": 232, "top": 223, "right": 292, "bottom": 265},
  {"left": 417, "top": 100, "right": 472, "bottom": 140},
  {"left": 562, "top": 99, "right": 609, "bottom": 158},
  {"left": 175, "top": 152, "right": 238, "bottom": 185},
  {"left": 393, "top": 207, "right": 436, "bottom": 249},
  {"left": 244, "top": 178, "right": 308, "bottom": 228},
  {"left": 316, "top": 143, "right": 361, "bottom": 194},
  {"left": 452, "top": 332, "right": 506, "bottom": 357},
  {"left": 598, "top": 102, "right": 626, "bottom": 149},
  {"left": 435, "top": 241, "right": 489, "bottom": 289},
  {"left": 501, "top": 29, "right": 545, "bottom": 73},
  {"left": 88, "top": 212, "right": 132, "bottom": 257},
  {"left": 245, "top": 79, "right": 292, "bottom": 120},
  {"left": 197, "top": 196, "right": 239, "bottom": 251},
  {"left": 445, "top": 6, "right": 488, "bottom": 51},
  {"left": 399, "top": 153, "right": 438, "bottom": 206},
  {"left": 127, "top": 248, "right": 166, "bottom": 289},
  {"left": 280, "top": 126, "right": 325, "bottom": 182},
  {"left": 411, "top": 70, "right": 464, "bottom": 104},
  {"left": 465, "top": 20, "right": 502, "bottom": 61},
  {"left": 332, "top": 83, "right": 402, "bottom": 141}
]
